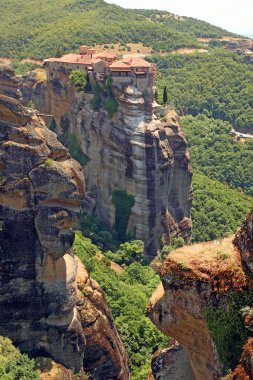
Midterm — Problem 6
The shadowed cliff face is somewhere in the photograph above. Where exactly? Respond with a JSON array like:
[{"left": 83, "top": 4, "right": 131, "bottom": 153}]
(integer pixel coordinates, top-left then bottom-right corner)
[
  {"left": 67, "top": 87, "right": 192, "bottom": 258},
  {"left": 0, "top": 66, "right": 193, "bottom": 258},
  {"left": 0, "top": 95, "right": 129, "bottom": 379}
]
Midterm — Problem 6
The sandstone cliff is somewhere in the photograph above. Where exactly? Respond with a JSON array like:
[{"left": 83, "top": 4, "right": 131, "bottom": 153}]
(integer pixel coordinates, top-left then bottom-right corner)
[
  {"left": 0, "top": 64, "right": 52, "bottom": 120},
  {"left": 148, "top": 209, "right": 253, "bottom": 379},
  {"left": 0, "top": 94, "right": 129, "bottom": 379},
  {"left": 68, "top": 87, "right": 192, "bottom": 258},
  {"left": 0, "top": 65, "right": 193, "bottom": 258},
  {"left": 67, "top": 87, "right": 192, "bottom": 257}
]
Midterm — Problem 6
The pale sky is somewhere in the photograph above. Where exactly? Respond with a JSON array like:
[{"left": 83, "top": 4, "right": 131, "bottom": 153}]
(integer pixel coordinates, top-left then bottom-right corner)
[{"left": 105, "top": 0, "right": 253, "bottom": 36}]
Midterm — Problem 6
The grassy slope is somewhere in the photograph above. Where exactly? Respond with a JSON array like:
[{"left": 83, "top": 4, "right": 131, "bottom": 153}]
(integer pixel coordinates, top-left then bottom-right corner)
[{"left": 0, "top": 0, "right": 236, "bottom": 59}]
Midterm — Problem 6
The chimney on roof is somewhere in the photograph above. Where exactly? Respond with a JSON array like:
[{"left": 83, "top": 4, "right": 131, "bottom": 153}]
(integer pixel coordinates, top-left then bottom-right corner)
[{"left": 80, "top": 45, "right": 88, "bottom": 55}]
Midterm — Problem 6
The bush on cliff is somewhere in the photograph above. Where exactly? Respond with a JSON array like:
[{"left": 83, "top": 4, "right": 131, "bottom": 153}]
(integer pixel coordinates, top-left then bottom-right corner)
[
  {"left": 105, "top": 240, "right": 145, "bottom": 266},
  {"left": 0, "top": 336, "right": 40, "bottom": 380},
  {"left": 104, "top": 97, "right": 118, "bottom": 118},
  {"left": 12, "top": 61, "right": 42, "bottom": 76},
  {"left": 69, "top": 70, "right": 87, "bottom": 92},
  {"left": 205, "top": 291, "right": 253, "bottom": 373},
  {"left": 67, "top": 134, "right": 90, "bottom": 166}
]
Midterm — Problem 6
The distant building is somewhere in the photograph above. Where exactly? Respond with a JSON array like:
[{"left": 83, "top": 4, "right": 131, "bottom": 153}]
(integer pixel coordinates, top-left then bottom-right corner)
[
  {"left": 44, "top": 45, "right": 157, "bottom": 93},
  {"left": 109, "top": 57, "right": 156, "bottom": 92}
]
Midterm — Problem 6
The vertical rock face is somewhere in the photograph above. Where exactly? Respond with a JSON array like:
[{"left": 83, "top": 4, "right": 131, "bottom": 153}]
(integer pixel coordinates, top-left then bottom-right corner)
[
  {"left": 150, "top": 343, "right": 195, "bottom": 380},
  {"left": 148, "top": 233, "right": 251, "bottom": 380},
  {"left": 0, "top": 95, "right": 129, "bottom": 379},
  {"left": 0, "top": 66, "right": 193, "bottom": 258},
  {"left": 0, "top": 64, "right": 52, "bottom": 115},
  {"left": 68, "top": 87, "right": 192, "bottom": 258}
]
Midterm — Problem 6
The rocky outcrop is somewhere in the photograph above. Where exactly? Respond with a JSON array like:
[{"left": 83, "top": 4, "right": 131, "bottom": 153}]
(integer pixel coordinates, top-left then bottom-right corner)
[
  {"left": 0, "top": 94, "right": 129, "bottom": 379},
  {"left": 0, "top": 64, "right": 52, "bottom": 118},
  {"left": 0, "top": 66, "right": 193, "bottom": 258},
  {"left": 224, "top": 39, "right": 253, "bottom": 54},
  {"left": 150, "top": 342, "right": 195, "bottom": 380},
  {"left": 230, "top": 338, "right": 253, "bottom": 379},
  {"left": 0, "top": 65, "right": 19, "bottom": 99},
  {"left": 148, "top": 226, "right": 253, "bottom": 379},
  {"left": 67, "top": 86, "right": 192, "bottom": 258}
]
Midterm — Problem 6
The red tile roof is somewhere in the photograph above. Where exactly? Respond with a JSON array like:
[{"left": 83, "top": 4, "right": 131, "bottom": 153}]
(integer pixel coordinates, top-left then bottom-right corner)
[
  {"left": 94, "top": 52, "right": 117, "bottom": 59},
  {"left": 45, "top": 54, "right": 102, "bottom": 65},
  {"left": 109, "top": 57, "right": 152, "bottom": 70}
]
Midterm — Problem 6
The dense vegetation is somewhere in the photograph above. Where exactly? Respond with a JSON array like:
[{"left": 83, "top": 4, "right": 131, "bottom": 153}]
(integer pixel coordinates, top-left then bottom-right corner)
[
  {"left": 192, "top": 172, "right": 252, "bottom": 242},
  {"left": 135, "top": 9, "right": 238, "bottom": 39},
  {"left": 0, "top": 0, "right": 235, "bottom": 59},
  {"left": 151, "top": 50, "right": 253, "bottom": 132},
  {"left": 178, "top": 114, "right": 253, "bottom": 242},
  {"left": 74, "top": 232, "right": 168, "bottom": 379},
  {"left": 0, "top": 336, "right": 39, "bottom": 380},
  {"left": 205, "top": 291, "right": 253, "bottom": 373},
  {"left": 182, "top": 115, "right": 253, "bottom": 196},
  {"left": 69, "top": 69, "right": 87, "bottom": 91}
]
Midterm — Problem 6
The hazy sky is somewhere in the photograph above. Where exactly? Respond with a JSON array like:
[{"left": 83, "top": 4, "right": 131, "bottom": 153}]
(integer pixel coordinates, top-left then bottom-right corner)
[{"left": 105, "top": 0, "right": 253, "bottom": 36}]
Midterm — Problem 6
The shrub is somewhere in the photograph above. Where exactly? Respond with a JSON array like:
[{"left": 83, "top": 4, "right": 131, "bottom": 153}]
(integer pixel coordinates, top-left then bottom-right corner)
[
  {"left": 205, "top": 291, "right": 253, "bottom": 373},
  {"left": 92, "top": 93, "right": 101, "bottom": 110},
  {"left": 0, "top": 336, "right": 40, "bottom": 380},
  {"left": 104, "top": 97, "right": 118, "bottom": 118},
  {"left": 69, "top": 70, "right": 87, "bottom": 92},
  {"left": 106, "top": 240, "right": 145, "bottom": 266},
  {"left": 27, "top": 100, "right": 35, "bottom": 110},
  {"left": 44, "top": 158, "right": 54, "bottom": 167}
]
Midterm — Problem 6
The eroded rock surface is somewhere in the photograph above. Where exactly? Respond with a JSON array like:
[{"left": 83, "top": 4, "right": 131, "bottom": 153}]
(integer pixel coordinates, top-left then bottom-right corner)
[
  {"left": 68, "top": 87, "right": 192, "bottom": 258},
  {"left": 150, "top": 343, "right": 195, "bottom": 380},
  {"left": 0, "top": 66, "right": 193, "bottom": 258},
  {"left": 148, "top": 232, "right": 252, "bottom": 379},
  {"left": 0, "top": 64, "right": 52, "bottom": 120},
  {"left": 0, "top": 94, "right": 129, "bottom": 379}
]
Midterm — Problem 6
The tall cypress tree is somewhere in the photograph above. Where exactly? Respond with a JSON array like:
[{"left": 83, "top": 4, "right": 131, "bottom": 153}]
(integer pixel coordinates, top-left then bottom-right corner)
[{"left": 163, "top": 85, "right": 168, "bottom": 105}]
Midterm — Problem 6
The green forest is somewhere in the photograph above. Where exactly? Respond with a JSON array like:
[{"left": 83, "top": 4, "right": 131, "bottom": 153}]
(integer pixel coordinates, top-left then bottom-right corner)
[
  {"left": 151, "top": 49, "right": 253, "bottom": 132},
  {"left": 182, "top": 115, "right": 253, "bottom": 196},
  {"left": 74, "top": 233, "right": 168, "bottom": 380},
  {"left": 0, "top": 0, "right": 236, "bottom": 59},
  {"left": 0, "top": 336, "right": 39, "bottom": 380}
]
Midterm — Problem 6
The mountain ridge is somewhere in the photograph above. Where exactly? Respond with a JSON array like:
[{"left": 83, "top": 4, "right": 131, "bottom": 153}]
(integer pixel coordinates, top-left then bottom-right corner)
[{"left": 0, "top": 0, "right": 238, "bottom": 59}]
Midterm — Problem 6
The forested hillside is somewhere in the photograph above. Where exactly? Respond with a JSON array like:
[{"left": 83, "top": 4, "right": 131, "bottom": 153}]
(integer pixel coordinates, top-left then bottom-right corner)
[
  {"left": 151, "top": 50, "right": 253, "bottom": 132},
  {"left": 0, "top": 0, "right": 236, "bottom": 59},
  {"left": 145, "top": 48, "right": 253, "bottom": 242},
  {"left": 182, "top": 115, "right": 253, "bottom": 196}
]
